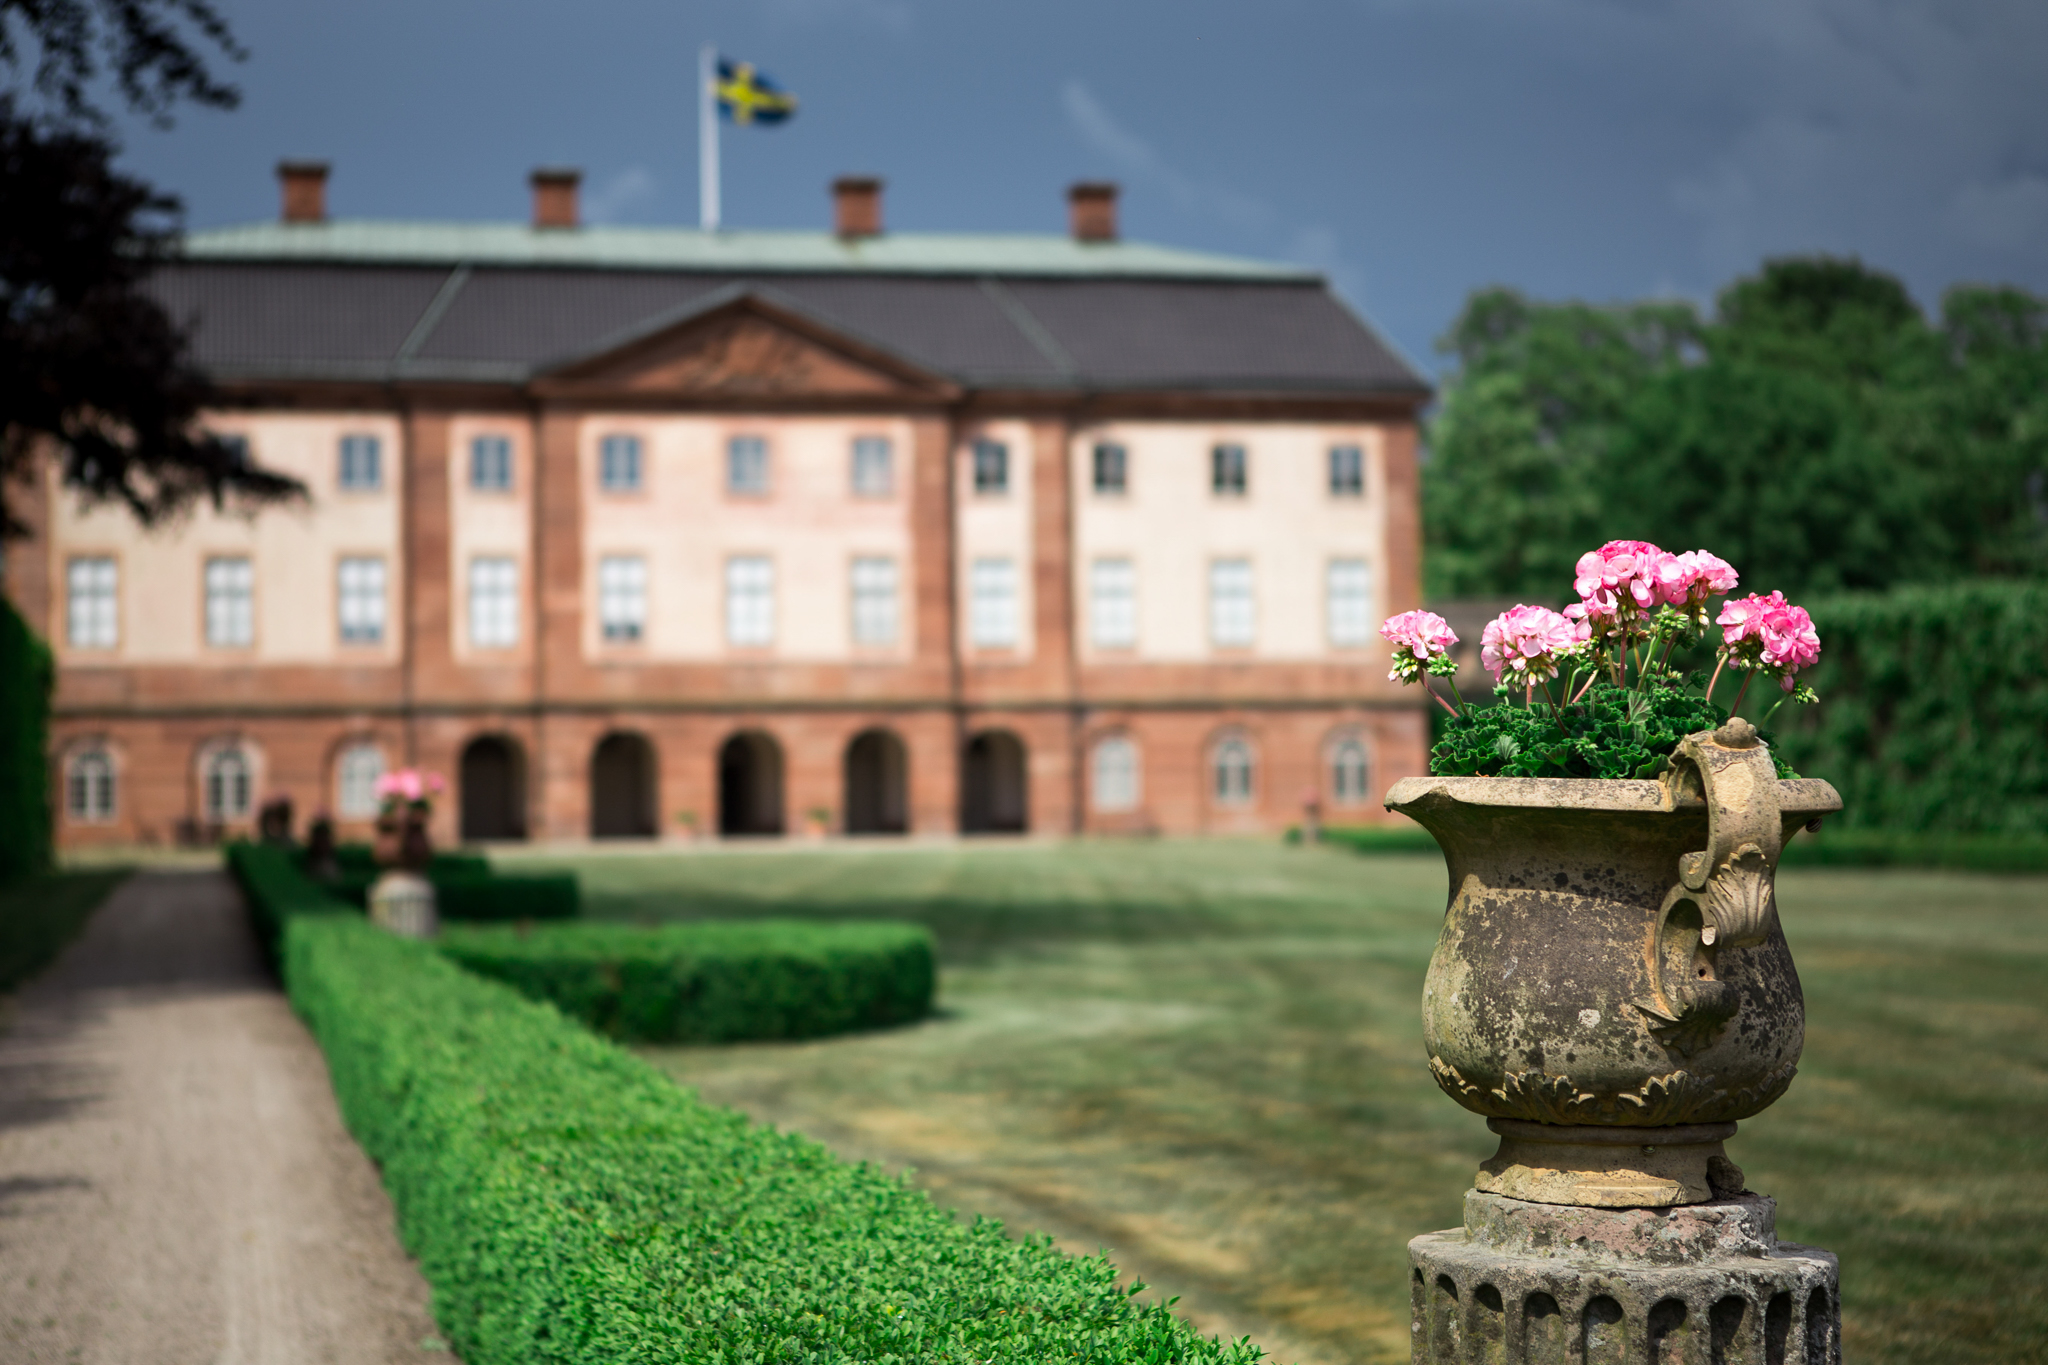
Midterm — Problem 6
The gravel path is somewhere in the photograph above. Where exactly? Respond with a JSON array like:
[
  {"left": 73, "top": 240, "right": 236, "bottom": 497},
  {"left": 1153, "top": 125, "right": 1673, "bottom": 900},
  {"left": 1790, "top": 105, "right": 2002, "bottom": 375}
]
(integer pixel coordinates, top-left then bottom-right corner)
[{"left": 0, "top": 870, "right": 447, "bottom": 1364}]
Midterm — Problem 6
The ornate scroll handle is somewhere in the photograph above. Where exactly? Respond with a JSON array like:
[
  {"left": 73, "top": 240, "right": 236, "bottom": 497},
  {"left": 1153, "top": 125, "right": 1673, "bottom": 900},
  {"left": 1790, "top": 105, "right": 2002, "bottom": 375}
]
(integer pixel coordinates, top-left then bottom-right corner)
[{"left": 1664, "top": 718, "right": 1784, "bottom": 948}]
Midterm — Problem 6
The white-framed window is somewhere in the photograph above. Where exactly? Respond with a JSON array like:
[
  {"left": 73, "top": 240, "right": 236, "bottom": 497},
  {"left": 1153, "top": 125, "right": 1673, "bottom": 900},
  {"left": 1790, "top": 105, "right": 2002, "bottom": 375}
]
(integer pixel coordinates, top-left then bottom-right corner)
[
  {"left": 725, "top": 555, "right": 775, "bottom": 646},
  {"left": 65, "top": 748, "right": 116, "bottom": 823},
  {"left": 204, "top": 556, "right": 254, "bottom": 648},
  {"left": 728, "top": 435, "right": 769, "bottom": 494},
  {"left": 338, "top": 556, "right": 386, "bottom": 644},
  {"left": 468, "top": 556, "right": 519, "bottom": 648},
  {"left": 1209, "top": 559, "right": 1255, "bottom": 648},
  {"left": 599, "top": 434, "right": 642, "bottom": 492},
  {"left": 471, "top": 435, "right": 513, "bottom": 491},
  {"left": 203, "top": 745, "right": 254, "bottom": 822},
  {"left": 852, "top": 436, "right": 894, "bottom": 496},
  {"left": 66, "top": 556, "right": 118, "bottom": 649},
  {"left": 1211, "top": 443, "right": 1247, "bottom": 496},
  {"left": 339, "top": 434, "right": 381, "bottom": 490},
  {"left": 598, "top": 555, "right": 647, "bottom": 642},
  {"left": 1329, "top": 444, "right": 1364, "bottom": 497},
  {"left": 1212, "top": 736, "right": 1254, "bottom": 806},
  {"left": 972, "top": 439, "right": 1008, "bottom": 494},
  {"left": 336, "top": 743, "right": 385, "bottom": 819},
  {"left": 1091, "top": 735, "right": 1140, "bottom": 812},
  {"left": 850, "top": 556, "right": 899, "bottom": 646},
  {"left": 1330, "top": 737, "right": 1371, "bottom": 806},
  {"left": 1326, "top": 558, "right": 1373, "bottom": 647},
  {"left": 1092, "top": 442, "right": 1127, "bottom": 494},
  {"left": 969, "top": 557, "right": 1018, "bottom": 648},
  {"left": 1089, "top": 558, "right": 1137, "bottom": 649}
]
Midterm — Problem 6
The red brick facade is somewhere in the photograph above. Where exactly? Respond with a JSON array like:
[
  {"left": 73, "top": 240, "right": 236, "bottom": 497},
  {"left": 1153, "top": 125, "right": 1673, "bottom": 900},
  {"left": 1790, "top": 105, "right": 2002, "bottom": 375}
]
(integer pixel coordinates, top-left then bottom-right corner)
[{"left": 34, "top": 291, "right": 1431, "bottom": 848}]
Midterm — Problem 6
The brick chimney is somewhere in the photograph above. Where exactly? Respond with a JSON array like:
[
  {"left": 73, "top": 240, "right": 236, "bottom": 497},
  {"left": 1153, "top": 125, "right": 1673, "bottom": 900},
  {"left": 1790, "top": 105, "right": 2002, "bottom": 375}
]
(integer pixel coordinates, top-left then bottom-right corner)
[
  {"left": 531, "top": 167, "right": 581, "bottom": 230},
  {"left": 277, "top": 161, "right": 329, "bottom": 224},
  {"left": 833, "top": 177, "right": 883, "bottom": 238},
  {"left": 1069, "top": 181, "right": 1118, "bottom": 243}
]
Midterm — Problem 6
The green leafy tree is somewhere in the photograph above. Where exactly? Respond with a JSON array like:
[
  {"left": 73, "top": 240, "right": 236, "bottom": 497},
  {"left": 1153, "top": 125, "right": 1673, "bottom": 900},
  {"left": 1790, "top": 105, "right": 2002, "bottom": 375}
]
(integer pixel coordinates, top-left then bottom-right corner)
[
  {"left": 1426, "top": 259, "right": 2048, "bottom": 599},
  {"left": 1, "top": 0, "right": 298, "bottom": 539}
]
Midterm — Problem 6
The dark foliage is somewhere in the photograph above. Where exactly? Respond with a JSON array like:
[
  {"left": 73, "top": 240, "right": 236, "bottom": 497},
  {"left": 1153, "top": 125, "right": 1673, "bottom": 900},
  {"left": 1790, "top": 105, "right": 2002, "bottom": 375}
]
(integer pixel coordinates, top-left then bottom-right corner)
[
  {"left": 1427, "top": 680, "right": 1795, "bottom": 781},
  {"left": 0, "top": 866, "right": 125, "bottom": 988},
  {"left": 0, "top": 596, "right": 52, "bottom": 882},
  {"left": 2, "top": 2, "right": 296, "bottom": 538}
]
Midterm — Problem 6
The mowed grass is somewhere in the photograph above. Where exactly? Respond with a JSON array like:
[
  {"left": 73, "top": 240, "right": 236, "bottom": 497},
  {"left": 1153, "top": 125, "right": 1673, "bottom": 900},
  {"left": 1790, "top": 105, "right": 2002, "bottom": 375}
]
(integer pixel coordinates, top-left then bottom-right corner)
[{"left": 509, "top": 840, "right": 2048, "bottom": 1365}]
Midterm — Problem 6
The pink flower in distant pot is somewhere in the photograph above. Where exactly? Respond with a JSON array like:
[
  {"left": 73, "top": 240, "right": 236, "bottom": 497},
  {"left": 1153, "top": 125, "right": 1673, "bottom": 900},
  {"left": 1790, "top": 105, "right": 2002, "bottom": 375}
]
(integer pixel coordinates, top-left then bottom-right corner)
[
  {"left": 1379, "top": 609, "right": 1459, "bottom": 683},
  {"left": 375, "top": 767, "right": 446, "bottom": 812},
  {"left": 1480, "top": 605, "right": 1591, "bottom": 685}
]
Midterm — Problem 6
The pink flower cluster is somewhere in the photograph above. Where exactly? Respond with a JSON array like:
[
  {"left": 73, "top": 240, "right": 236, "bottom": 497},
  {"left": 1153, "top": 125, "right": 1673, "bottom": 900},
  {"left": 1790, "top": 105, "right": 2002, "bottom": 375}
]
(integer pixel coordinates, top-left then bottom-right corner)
[
  {"left": 1565, "top": 540, "right": 1740, "bottom": 636},
  {"left": 1480, "top": 604, "right": 1590, "bottom": 684},
  {"left": 1718, "top": 591, "right": 1821, "bottom": 690},
  {"left": 375, "top": 768, "right": 446, "bottom": 806},
  {"left": 1379, "top": 609, "right": 1459, "bottom": 682}
]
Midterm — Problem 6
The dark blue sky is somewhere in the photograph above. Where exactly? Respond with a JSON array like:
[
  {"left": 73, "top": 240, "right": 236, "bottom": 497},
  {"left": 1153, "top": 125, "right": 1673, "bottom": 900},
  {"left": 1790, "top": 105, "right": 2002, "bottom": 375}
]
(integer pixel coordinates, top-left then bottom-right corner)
[{"left": 108, "top": 0, "right": 2048, "bottom": 373}]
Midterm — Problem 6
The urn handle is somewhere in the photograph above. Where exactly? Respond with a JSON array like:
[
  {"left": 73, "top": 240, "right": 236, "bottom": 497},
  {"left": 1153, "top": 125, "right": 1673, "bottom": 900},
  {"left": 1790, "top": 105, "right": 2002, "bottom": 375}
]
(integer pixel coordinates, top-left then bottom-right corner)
[{"left": 1667, "top": 719, "right": 1783, "bottom": 948}]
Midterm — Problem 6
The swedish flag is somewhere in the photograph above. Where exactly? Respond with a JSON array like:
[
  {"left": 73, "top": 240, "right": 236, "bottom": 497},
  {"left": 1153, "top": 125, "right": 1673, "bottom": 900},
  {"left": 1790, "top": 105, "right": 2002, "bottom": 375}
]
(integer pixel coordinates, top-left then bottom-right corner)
[{"left": 716, "top": 58, "right": 798, "bottom": 126}]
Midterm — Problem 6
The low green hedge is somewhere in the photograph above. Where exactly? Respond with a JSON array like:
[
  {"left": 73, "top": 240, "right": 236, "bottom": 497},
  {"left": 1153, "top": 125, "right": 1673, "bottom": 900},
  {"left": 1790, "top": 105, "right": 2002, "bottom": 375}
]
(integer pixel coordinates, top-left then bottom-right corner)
[
  {"left": 1294, "top": 825, "right": 1440, "bottom": 854},
  {"left": 438, "top": 920, "right": 934, "bottom": 1043},
  {"left": 1780, "top": 827, "right": 2048, "bottom": 874},
  {"left": 229, "top": 841, "right": 355, "bottom": 953},
  {"left": 319, "top": 844, "right": 578, "bottom": 921},
  {"left": 283, "top": 909, "right": 1262, "bottom": 1364},
  {"left": 0, "top": 599, "right": 52, "bottom": 885}
]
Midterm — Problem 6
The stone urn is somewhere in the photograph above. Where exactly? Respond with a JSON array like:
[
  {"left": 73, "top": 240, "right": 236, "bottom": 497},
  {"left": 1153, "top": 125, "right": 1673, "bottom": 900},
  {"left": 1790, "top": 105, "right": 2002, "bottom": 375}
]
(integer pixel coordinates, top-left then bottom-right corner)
[
  {"left": 1387, "top": 719, "right": 1840, "bottom": 1207},
  {"left": 1390, "top": 721, "right": 1845, "bottom": 1362},
  {"left": 368, "top": 806, "right": 438, "bottom": 939}
]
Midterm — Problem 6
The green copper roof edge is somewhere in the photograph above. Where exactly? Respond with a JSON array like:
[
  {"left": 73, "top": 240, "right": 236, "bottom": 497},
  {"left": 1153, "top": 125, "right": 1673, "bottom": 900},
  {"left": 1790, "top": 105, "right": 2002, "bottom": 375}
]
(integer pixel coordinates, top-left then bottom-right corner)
[{"left": 175, "top": 220, "right": 1321, "bottom": 282}]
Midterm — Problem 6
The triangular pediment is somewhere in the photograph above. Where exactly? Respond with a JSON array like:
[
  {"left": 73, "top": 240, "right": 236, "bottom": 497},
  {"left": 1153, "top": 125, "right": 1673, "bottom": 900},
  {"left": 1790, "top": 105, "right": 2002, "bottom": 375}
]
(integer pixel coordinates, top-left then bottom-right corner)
[{"left": 535, "top": 291, "right": 956, "bottom": 401}]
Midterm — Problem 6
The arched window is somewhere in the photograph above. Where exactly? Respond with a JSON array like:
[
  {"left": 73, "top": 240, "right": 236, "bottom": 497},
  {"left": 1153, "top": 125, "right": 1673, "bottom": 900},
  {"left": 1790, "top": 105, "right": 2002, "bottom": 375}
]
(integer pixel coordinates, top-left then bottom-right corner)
[
  {"left": 66, "top": 748, "right": 116, "bottom": 822},
  {"left": 1330, "top": 737, "right": 1370, "bottom": 806},
  {"left": 1212, "top": 736, "right": 1254, "bottom": 806},
  {"left": 204, "top": 746, "right": 253, "bottom": 822},
  {"left": 336, "top": 743, "right": 385, "bottom": 818},
  {"left": 1091, "top": 735, "right": 1140, "bottom": 813}
]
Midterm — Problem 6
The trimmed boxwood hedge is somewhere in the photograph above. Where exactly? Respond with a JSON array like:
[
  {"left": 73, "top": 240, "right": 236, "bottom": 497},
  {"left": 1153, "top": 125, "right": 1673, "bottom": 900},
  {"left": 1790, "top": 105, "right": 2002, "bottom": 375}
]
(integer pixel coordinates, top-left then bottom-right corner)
[
  {"left": 247, "top": 866, "right": 1262, "bottom": 1363},
  {"left": 320, "top": 843, "right": 579, "bottom": 921},
  {"left": 440, "top": 920, "right": 934, "bottom": 1043},
  {"left": 0, "top": 599, "right": 52, "bottom": 886}
]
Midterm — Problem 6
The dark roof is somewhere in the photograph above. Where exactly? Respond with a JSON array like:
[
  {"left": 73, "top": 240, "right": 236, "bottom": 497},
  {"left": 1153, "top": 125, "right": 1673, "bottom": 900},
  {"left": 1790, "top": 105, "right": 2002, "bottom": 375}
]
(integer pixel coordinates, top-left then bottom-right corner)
[{"left": 150, "top": 245, "right": 1428, "bottom": 400}]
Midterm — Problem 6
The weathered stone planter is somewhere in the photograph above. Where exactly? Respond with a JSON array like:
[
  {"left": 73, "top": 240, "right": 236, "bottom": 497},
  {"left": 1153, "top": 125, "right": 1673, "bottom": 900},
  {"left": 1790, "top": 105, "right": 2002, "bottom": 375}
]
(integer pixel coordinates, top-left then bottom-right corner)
[
  {"left": 369, "top": 807, "right": 437, "bottom": 939},
  {"left": 1389, "top": 721, "right": 1844, "bottom": 1363}
]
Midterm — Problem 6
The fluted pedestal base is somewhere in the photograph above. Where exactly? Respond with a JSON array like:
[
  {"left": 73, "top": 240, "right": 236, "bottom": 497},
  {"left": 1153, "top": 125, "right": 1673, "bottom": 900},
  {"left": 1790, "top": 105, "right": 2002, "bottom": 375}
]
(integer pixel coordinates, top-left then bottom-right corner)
[{"left": 1409, "top": 1190, "right": 1837, "bottom": 1364}]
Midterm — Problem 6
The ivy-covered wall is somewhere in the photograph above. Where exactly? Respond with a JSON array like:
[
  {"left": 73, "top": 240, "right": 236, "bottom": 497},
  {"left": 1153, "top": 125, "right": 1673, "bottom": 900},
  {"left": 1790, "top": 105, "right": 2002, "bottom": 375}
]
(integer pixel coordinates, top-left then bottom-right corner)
[
  {"left": 0, "top": 598, "right": 53, "bottom": 883},
  {"left": 1778, "top": 581, "right": 2048, "bottom": 835}
]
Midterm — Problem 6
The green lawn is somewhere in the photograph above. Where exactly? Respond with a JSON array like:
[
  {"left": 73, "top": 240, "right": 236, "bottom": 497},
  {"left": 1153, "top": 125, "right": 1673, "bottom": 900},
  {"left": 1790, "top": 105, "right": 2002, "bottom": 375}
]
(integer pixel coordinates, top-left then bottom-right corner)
[
  {"left": 510, "top": 840, "right": 2048, "bottom": 1365},
  {"left": 0, "top": 867, "right": 130, "bottom": 994}
]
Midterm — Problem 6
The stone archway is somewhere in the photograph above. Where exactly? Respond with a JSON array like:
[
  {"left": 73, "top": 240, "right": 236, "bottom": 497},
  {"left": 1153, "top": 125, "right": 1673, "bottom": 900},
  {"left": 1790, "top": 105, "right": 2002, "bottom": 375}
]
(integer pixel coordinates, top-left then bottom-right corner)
[
  {"left": 459, "top": 734, "right": 527, "bottom": 842},
  {"left": 960, "top": 729, "right": 1027, "bottom": 834},
  {"left": 843, "top": 728, "right": 908, "bottom": 835},
  {"left": 590, "top": 731, "right": 658, "bottom": 839},
  {"left": 717, "top": 730, "right": 784, "bottom": 837}
]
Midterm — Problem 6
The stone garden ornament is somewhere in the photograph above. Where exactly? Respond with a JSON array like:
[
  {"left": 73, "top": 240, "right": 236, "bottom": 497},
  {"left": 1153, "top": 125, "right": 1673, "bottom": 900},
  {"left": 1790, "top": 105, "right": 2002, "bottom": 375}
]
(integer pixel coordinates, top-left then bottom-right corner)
[
  {"left": 368, "top": 767, "right": 443, "bottom": 939},
  {"left": 1381, "top": 543, "right": 1841, "bottom": 1364}
]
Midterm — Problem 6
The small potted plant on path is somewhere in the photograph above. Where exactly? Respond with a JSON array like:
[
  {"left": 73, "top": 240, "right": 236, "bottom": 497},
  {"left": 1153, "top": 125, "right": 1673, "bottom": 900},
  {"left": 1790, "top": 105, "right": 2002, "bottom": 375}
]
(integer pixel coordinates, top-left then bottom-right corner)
[
  {"left": 368, "top": 767, "right": 444, "bottom": 939},
  {"left": 1385, "top": 541, "right": 1844, "bottom": 1360}
]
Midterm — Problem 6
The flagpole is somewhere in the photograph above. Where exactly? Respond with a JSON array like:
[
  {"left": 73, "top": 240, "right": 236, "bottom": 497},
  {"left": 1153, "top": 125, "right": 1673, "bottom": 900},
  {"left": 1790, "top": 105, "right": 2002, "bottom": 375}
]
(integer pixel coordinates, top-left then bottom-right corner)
[{"left": 698, "top": 42, "right": 720, "bottom": 231}]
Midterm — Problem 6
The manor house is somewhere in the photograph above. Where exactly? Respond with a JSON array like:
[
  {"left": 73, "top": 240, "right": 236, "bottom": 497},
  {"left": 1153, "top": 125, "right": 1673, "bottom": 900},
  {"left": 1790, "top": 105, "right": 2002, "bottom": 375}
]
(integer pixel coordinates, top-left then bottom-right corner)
[{"left": 21, "top": 166, "right": 1431, "bottom": 847}]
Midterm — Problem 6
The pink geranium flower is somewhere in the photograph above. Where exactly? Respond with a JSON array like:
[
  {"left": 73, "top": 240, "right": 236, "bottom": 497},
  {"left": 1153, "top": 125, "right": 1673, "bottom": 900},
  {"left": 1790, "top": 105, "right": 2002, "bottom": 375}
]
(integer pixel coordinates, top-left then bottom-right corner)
[
  {"left": 375, "top": 767, "right": 446, "bottom": 808},
  {"left": 1379, "top": 609, "right": 1459, "bottom": 683},
  {"left": 1718, "top": 591, "right": 1821, "bottom": 690},
  {"left": 1480, "top": 604, "right": 1590, "bottom": 684}
]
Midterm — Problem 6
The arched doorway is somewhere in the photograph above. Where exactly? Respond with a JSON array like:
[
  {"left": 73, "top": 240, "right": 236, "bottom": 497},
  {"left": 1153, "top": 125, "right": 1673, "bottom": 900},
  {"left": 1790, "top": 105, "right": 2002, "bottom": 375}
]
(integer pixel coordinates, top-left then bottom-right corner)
[
  {"left": 844, "top": 728, "right": 908, "bottom": 835},
  {"left": 460, "top": 734, "right": 526, "bottom": 841},
  {"left": 718, "top": 730, "right": 784, "bottom": 836},
  {"left": 590, "top": 731, "right": 658, "bottom": 839},
  {"left": 961, "top": 729, "right": 1027, "bottom": 834}
]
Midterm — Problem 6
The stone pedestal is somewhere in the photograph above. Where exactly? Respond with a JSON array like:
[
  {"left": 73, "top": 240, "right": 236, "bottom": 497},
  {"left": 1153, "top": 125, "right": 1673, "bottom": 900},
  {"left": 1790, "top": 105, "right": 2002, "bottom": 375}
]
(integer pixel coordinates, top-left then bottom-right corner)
[
  {"left": 1408, "top": 1190, "right": 1837, "bottom": 1364},
  {"left": 367, "top": 871, "right": 438, "bottom": 939}
]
